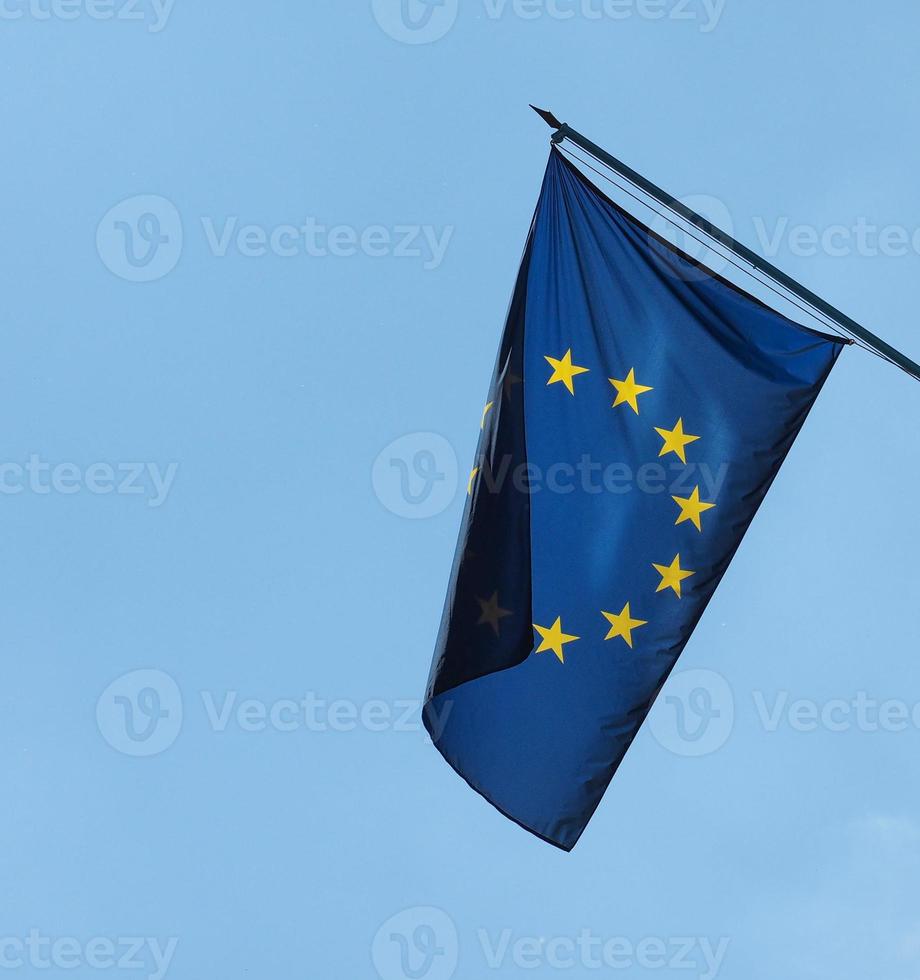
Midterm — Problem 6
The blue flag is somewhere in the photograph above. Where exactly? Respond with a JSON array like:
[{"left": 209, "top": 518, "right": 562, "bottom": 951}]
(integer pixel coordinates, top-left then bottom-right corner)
[{"left": 424, "top": 149, "right": 847, "bottom": 851}]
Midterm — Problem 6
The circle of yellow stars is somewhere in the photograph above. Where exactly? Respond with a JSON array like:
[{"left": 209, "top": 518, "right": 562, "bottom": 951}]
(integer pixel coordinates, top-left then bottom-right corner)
[{"left": 470, "top": 347, "right": 719, "bottom": 664}]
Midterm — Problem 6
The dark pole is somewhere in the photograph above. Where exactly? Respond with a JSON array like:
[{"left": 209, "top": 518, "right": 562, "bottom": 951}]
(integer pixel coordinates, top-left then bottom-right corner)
[{"left": 531, "top": 106, "right": 920, "bottom": 383}]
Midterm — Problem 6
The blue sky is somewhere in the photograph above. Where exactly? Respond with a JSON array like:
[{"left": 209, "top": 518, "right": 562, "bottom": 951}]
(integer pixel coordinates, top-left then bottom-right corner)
[{"left": 2, "top": 1, "right": 920, "bottom": 978}]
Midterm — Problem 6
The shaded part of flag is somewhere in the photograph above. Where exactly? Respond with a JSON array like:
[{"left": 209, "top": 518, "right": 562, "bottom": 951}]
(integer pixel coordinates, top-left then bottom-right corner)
[
  {"left": 425, "top": 222, "right": 535, "bottom": 700},
  {"left": 424, "top": 148, "right": 846, "bottom": 851}
]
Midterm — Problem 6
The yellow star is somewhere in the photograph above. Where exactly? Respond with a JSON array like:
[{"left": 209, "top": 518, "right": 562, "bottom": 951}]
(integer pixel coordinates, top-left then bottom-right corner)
[
  {"left": 477, "top": 592, "right": 512, "bottom": 636},
  {"left": 533, "top": 616, "right": 579, "bottom": 664},
  {"left": 601, "top": 603, "right": 647, "bottom": 648},
  {"left": 545, "top": 349, "right": 590, "bottom": 395},
  {"left": 672, "top": 486, "right": 716, "bottom": 532},
  {"left": 609, "top": 369, "right": 653, "bottom": 414},
  {"left": 654, "top": 418, "right": 700, "bottom": 464},
  {"left": 481, "top": 402, "right": 494, "bottom": 430},
  {"left": 468, "top": 466, "right": 480, "bottom": 496},
  {"left": 652, "top": 554, "right": 695, "bottom": 597}
]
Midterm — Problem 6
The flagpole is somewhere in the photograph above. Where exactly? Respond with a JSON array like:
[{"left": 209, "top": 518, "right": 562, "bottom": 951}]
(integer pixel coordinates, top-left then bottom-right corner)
[{"left": 530, "top": 106, "right": 920, "bottom": 383}]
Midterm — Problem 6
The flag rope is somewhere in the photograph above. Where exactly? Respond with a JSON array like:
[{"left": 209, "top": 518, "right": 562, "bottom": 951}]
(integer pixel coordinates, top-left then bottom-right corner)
[
  {"left": 534, "top": 107, "right": 919, "bottom": 381},
  {"left": 556, "top": 143, "right": 890, "bottom": 365}
]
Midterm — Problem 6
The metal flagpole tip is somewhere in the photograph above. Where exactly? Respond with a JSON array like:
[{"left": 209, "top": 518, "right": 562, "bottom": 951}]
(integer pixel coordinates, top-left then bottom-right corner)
[{"left": 530, "top": 105, "right": 563, "bottom": 130}]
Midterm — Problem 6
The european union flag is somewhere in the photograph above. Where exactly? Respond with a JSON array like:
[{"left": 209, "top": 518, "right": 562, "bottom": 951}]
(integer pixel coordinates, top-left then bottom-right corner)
[{"left": 424, "top": 149, "right": 847, "bottom": 850}]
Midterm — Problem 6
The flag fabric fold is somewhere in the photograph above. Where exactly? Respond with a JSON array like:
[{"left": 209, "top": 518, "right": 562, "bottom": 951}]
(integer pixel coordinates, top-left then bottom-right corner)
[{"left": 424, "top": 148, "right": 847, "bottom": 851}]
